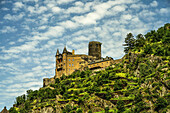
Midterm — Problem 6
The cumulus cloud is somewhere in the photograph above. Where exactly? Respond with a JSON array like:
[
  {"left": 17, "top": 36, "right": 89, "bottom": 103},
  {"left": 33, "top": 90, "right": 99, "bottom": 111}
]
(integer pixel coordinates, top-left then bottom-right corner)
[
  {"left": 27, "top": 6, "right": 47, "bottom": 14},
  {"left": 57, "top": 0, "right": 75, "bottom": 4},
  {"left": 112, "top": 5, "right": 126, "bottom": 12},
  {"left": 1, "top": 7, "right": 9, "bottom": 11},
  {"left": 3, "top": 41, "right": 39, "bottom": 53},
  {"left": 72, "top": 36, "right": 90, "bottom": 42},
  {"left": 160, "top": 8, "right": 170, "bottom": 14},
  {"left": 66, "top": 1, "right": 92, "bottom": 14},
  {"left": 121, "top": 14, "right": 132, "bottom": 20},
  {"left": 0, "top": 26, "right": 17, "bottom": 33},
  {"left": 59, "top": 20, "right": 79, "bottom": 29},
  {"left": 43, "top": 26, "right": 65, "bottom": 37},
  {"left": 3, "top": 13, "right": 25, "bottom": 21},
  {"left": 13, "top": 2, "right": 24, "bottom": 11},
  {"left": 51, "top": 7, "right": 62, "bottom": 13},
  {"left": 150, "top": 1, "right": 158, "bottom": 7}
]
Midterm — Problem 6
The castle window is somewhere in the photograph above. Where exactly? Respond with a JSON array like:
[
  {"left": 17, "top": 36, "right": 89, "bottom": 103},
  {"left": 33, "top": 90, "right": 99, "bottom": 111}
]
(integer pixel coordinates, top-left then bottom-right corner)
[
  {"left": 72, "top": 64, "right": 74, "bottom": 66},
  {"left": 64, "top": 63, "right": 65, "bottom": 65},
  {"left": 64, "top": 59, "right": 65, "bottom": 61},
  {"left": 69, "top": 59, "right": 70, "bottom": 61},
  {"left": 69, "top": 64, "right": 71, "bottom": 66},
  {"left": 73, "top": 59, "right": 74, "bottom": 61},
  {"left": 69, "top": 69, "right": 70, "bottom": 71}
]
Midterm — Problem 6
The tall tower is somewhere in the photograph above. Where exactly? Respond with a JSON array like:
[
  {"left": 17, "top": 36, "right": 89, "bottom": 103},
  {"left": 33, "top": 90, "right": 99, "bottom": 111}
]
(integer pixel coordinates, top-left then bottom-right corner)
[{"left": 88, "top": 41, "right": 102, "bottom": 59}]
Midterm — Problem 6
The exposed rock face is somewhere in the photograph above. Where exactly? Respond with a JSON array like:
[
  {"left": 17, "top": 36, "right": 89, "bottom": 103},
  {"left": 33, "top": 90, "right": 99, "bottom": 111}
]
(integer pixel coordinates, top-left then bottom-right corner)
[
  {"left": 43, "top": 78, "right": 55, "bottom": 87},
  {"left": 0, "top": 107, "right": 9, "bottom": 113}
]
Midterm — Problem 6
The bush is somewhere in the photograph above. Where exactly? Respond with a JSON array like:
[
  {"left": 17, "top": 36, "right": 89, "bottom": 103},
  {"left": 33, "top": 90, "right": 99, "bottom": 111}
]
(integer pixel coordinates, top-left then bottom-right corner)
[
  {"left": 154, "top": 97, "right": 168, "bottom": 112},
  {"left": 9, "top": 107, "right": 18, "bottom": 113},
  {"left": 76, "top": 108, "right": 82, "bottom": 113},
  {"left": 117, "top": 100, "right": 125, "bottom": 113}
]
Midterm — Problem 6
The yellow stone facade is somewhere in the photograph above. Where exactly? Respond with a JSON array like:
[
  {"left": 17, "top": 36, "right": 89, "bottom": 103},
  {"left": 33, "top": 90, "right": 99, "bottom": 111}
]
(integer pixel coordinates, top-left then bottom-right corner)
[{"left": 55, "top": 41, "right": 114, "bottom": 78}]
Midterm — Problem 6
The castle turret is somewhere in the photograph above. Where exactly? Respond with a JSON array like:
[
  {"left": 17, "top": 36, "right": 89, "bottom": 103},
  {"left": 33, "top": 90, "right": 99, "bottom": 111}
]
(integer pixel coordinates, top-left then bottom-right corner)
[
  {"left": 88, "top": 41, "right": 102, "bottom": 59},
  {"left": 56, "top": 49, "right": 59, "bottom": 56},
  {"left": 63, "top": 46, "right": 67, "bottom": 53}
]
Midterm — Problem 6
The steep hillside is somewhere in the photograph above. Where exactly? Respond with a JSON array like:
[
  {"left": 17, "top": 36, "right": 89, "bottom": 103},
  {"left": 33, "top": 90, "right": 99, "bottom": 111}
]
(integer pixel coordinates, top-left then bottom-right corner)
[{"left": 9, "top": 24, "right": 170, "bottom": 113}]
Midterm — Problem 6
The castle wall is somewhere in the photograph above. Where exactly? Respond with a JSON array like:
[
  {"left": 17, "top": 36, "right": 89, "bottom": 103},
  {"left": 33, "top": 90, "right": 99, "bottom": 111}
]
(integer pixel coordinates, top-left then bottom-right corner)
[
  {"left": 88, "top": 60, "right": 113, "bottom": 70},
  {"left": 55, "top": 54, "right": 89, "bottom": 78}
]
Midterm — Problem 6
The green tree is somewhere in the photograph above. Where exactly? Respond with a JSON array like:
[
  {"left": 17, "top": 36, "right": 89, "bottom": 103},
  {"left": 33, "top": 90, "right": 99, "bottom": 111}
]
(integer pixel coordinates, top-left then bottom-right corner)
[
  {"left": 123, "top": 33, "right": 135, "bottom": 54},
  {"left": 135, "top": 34, "right": 145, "bottom": 47},
  {"left": 9, "top": 107, "right": 18, "bottom": 113}
]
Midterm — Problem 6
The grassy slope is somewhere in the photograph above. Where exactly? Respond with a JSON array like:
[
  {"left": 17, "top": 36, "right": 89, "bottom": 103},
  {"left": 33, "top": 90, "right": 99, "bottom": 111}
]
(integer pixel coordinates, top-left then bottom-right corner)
[{"left": 9, "top": 24, "right": 170, "bottom": 113}]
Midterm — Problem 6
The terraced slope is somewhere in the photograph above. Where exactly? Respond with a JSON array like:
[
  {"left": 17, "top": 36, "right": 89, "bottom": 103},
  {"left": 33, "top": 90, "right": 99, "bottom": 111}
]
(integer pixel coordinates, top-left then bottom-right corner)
[{"left": 9, "top": 24, "right": 170, "bottom": 113}]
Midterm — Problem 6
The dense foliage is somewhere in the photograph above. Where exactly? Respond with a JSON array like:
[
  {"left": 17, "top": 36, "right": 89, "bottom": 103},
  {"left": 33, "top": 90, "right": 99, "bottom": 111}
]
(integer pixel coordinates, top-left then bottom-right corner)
[
  {"left": 123, "top": 23, "right": 170, "bottom": 56},
  {"left": 9, "top": 24, "right": 170, "bottom": 113}
]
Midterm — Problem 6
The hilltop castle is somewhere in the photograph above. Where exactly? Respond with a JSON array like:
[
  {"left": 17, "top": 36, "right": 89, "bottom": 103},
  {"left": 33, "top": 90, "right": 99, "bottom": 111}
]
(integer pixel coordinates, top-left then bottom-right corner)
[{"left": 43, "top": 41, "right": 115, "bottom": 86}]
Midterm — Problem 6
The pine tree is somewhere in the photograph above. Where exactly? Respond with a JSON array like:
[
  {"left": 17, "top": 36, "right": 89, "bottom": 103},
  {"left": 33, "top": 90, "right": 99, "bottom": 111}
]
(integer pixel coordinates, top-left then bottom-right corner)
[{"left": 123, "top": 33, "right": 135, "bottom": 54}]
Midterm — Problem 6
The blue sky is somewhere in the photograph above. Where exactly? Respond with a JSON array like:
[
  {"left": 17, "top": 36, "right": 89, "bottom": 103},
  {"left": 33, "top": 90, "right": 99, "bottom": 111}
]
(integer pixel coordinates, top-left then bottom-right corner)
[{"left": 0, "top": 0, "right": 169, "bottom": 110}]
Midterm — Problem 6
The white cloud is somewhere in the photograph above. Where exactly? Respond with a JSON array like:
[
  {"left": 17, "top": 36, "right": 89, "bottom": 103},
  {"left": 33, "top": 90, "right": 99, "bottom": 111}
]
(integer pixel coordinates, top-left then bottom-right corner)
[
  {"left": 38, "top": 26, "right": 48, "bottom": 30},
  {"left": 22, "top": 25, "right": 30, "bottom": 30},
  {"left": 14, "top": 2, "right": 24, "bottom": 8},
  {"left": 1, "top": 7, "right": 9, "bottom": 11},
  {"left": 3, "top": 13, "right": 25, "bottom": 21},
  {"left": 0, "top": 26, "right": 17, "bottom": 33},
  {"left": 59, "top": 20, "right": 79, "bottom": 29},
  {"left": 160, "top": 8, "right": 169, "bottom": 14},
  {"left": 31, "top": 36, "right": 49, "bottom": 41},
  {"left": 150, "top": 1, "right": 158, "bottom": 7},
  {"left": 52, "top": 7, "right": 62, "bottom": 13},
  {"left": 27, "top": 6, "right": 35, "bottom": 13},
  {"left": 20, "top": 57, "right": 31, "bottom": 63},
  {"left": 113, "top": 32, "right": 121, "bottom": 37},
  {"left": 27, "top": 6, "right": 47, "bottom": 14},
  {"left": 43, "top": 26, "right": 65, "bottom": 37},
  {"left": 130, "top": 3, "right": 147, "bottom": 9},
  {"left": 9, "top": 42, "right": 15, "bottom": 45},
  {"left": 57, "top": 0, "right": 75, "bottom": 4},
  {"left": 72, "top": 10, "right": 105, "bottom": 25},
  {"left": 32, "top": 66, "right": 42, "bottom": 71},
  {"left": 13, "top": 2, "right": 24, "bottom": 11},
  {"left": 66, "top": 1, "right": 92, "bottom": 14},
  {"left": 72, "top": 36, "right": 90, "bottom": 42},
  {"left": 121, "top": 14, "right": 132, "bottom": 20},
  {"left": 38, "top": 6, "right": 47, "bottom": 14},
  {"left": 3, "top": 41, "right": 39, "bottom": 53},
  {"left": 112, "top": 5, "right": 126, "bottom": 12},
  {"left": 139, "top": 10, "right": 156, "bottom": 18}
]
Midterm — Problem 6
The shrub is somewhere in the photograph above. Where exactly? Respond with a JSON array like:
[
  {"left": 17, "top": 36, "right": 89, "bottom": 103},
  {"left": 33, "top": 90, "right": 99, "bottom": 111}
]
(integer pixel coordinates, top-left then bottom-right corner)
[{"left": 154, "top": 97, "right": 168, "bottom": 112}]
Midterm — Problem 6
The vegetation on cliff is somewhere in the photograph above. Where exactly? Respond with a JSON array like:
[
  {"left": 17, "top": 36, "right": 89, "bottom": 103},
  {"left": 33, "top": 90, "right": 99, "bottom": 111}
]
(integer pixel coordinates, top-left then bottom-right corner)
[{"left": 9, "top": 23, "right": 170, "bottom": 113}]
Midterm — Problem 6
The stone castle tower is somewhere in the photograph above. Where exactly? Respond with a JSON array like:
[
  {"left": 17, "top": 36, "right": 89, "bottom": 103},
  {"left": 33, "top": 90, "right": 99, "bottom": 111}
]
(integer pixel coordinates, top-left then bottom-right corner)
[{"left": 88, "top": 41, "right": 102, "bottom": 59}]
